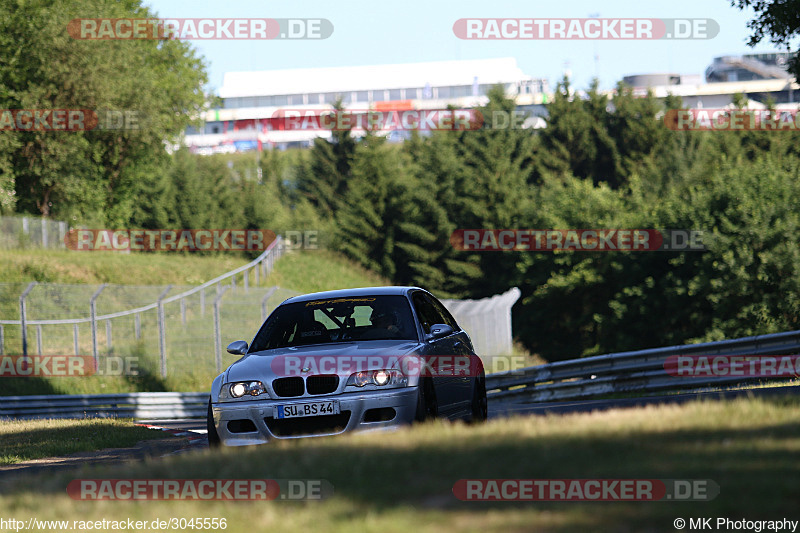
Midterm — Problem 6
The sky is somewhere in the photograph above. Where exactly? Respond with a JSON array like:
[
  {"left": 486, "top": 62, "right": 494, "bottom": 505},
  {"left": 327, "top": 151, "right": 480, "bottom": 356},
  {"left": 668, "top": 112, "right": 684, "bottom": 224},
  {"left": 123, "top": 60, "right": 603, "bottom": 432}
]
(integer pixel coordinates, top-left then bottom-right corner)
[{"left": 142, "top": 0, "right": 783, "bottom": 94}]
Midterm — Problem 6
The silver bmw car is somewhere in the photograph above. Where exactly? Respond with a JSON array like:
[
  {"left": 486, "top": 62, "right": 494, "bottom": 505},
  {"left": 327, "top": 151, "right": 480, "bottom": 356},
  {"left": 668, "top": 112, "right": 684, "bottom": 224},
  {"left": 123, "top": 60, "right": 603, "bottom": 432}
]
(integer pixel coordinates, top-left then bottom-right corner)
[{"left": 208, "top": 286, "right": 487, "bottom": 446}]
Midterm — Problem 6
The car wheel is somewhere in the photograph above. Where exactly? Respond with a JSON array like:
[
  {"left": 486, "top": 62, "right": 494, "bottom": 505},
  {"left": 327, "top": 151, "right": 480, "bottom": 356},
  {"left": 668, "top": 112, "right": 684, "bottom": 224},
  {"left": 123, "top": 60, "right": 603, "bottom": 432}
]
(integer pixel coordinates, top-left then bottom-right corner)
[
  {"left": 470, "top": 373, "right": 488, "bottom": 423},
  {"left": 207, "top": 399, "right": 221, "bottom": 448},
  {"left": 414, "top": 378, "right": 438, "bottom": 422}
]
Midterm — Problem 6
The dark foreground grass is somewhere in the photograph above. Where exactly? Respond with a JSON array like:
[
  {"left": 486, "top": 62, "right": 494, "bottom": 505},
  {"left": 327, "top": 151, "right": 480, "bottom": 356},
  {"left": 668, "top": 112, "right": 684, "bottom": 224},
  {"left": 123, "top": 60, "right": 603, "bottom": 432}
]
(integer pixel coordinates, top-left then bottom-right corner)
[
  {"left": 1, "top": 397, "right": 799, "bottom": 531},
  {"left": 0, "top": 419, "right": 168, "bottom": 465}
]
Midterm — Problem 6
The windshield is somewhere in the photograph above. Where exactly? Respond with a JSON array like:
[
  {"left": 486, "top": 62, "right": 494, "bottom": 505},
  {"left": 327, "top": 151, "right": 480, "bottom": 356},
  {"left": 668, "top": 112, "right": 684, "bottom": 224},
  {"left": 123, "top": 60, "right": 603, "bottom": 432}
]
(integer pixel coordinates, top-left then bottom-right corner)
[{"left": 249, "top": 295, "right": 417, "bottom": 351}]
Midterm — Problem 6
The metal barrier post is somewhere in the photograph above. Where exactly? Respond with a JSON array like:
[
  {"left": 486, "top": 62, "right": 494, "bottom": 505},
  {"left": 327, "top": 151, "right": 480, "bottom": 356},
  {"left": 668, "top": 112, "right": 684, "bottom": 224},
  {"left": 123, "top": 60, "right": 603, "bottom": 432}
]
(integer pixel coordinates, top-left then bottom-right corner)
[
  {"left": 106, "top": 320, "right": 112, "bottom": 352},
  {"left": 214, "top": 286, "right": 231, "bottom": 373},
  {"left": 90, "top": 284, "right": 107, "bottom": 364},
  {"left": 36, "top": 325, "right": 42, "bottom": 355},
  {"left": 157, "top": 285, "right": 173, "bottom": 378},
  {"left": 73, "top": 324, "right": 79, "bottom": 355},
  {"left": 19, "top": 282, "right": 37, "bottom": 356}
]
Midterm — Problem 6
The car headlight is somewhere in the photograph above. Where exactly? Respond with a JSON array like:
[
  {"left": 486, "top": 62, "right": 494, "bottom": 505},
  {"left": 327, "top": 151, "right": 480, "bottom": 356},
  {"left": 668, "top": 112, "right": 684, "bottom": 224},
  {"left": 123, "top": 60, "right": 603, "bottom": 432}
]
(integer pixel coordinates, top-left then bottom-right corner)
[
  {"left": 352, "top": 371, "right": 371, "bottom": 387},
  {"left": 220, "top": 380, "right": 267, "bottom": 400},
  {"left": 346, "top": 369, "right": 407, "bottom": 389},
  {"left": 373, "top": 370, "right": 390, "bottom": 386}
]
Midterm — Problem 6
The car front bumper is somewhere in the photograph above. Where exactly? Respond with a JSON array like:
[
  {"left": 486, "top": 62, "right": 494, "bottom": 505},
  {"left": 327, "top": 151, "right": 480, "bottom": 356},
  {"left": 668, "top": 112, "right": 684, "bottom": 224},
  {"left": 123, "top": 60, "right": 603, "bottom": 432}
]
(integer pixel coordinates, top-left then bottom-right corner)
[{"left": 212, "top": 387, "right": 418, "bottom": 446}]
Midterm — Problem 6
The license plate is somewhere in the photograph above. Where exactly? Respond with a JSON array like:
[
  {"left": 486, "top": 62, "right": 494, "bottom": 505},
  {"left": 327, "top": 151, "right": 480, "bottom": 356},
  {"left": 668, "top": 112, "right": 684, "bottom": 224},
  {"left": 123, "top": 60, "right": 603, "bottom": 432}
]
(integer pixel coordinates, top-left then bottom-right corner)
[{"left": 274, "top": 401, "right": 339, "bottom": 419}]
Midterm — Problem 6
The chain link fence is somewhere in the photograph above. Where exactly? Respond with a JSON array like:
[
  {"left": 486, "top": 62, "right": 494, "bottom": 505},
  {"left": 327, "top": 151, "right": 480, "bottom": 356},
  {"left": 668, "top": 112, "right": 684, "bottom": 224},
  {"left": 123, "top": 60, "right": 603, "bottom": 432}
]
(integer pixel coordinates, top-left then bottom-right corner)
[
  {"left": 0, "top": 240, "right": 290, "bottom": 390},
  {"left": 0, "top": 215, "right": 70, "bottom": 249}
]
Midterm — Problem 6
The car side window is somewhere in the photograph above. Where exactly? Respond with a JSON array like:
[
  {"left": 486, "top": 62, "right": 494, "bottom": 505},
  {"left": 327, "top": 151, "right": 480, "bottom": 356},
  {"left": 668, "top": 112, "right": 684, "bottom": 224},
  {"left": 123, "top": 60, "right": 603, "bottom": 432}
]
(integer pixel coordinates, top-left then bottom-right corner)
[
  {"left": 428, "top": 295, "right": 460, "bottom": 330},
  {"left": 412, "top": 292, "right": 440, "bottom": 334}
]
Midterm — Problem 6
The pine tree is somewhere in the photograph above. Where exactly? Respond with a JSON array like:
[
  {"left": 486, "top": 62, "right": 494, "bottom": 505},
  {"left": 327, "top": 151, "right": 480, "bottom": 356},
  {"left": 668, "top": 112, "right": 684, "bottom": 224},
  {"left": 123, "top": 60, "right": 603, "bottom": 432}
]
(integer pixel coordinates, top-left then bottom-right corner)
[{"left": 295, "top": 101, "right": 356, "bottom": 218}]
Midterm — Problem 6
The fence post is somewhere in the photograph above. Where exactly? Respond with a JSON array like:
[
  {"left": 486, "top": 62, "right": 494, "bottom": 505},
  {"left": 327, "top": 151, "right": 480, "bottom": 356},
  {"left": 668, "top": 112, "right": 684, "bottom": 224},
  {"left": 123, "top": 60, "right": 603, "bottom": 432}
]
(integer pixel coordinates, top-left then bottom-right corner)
[
  {"left": 135, "top": 313, "right": 141, "bottom": 340},
  {"left": 231, "top": 275, "right": 236, "bottom": 291},
  {"left": 200, "top": 289, "right": 205, "bottom": 317},
  {"left": 59, "top": 221, "right": 67, "bottom": 248},
  {"left": 73, "top": 324, "right": 79, "bottom": 355},
  {"left": 181, "top": 298, "right": 186, "bottom": 326},
  {"left": 106, "top": 320, "right": 112, "bottom": 352},
  {"left": 157, "top": 285, "right": 173, "bottom": 379},
  {"left": 244, "top": 270, "right": 249, "bottom": 293},
  {"left": 19, "top": 281, "right": 37, "bottom": 356},
  {"left": 254, "top": 264, "right": 259, "bottom": 287},
  {"left": 261, "top": 286, "right": 278, "bottom": 322},
  {"left": 41, "top": 218, "right": 48, "bottom": 248},
  {"left": 90, "top": 284, "right": 107, "bottom": 365},
  {"left": 0, "top": 324, "right": 4, "bottom": 355},
  {"left": 36, "top": 324, "right": 42, "bottom": 355},
  {"left": 214, "top": 286, "right": 231, "bottom": 373}
]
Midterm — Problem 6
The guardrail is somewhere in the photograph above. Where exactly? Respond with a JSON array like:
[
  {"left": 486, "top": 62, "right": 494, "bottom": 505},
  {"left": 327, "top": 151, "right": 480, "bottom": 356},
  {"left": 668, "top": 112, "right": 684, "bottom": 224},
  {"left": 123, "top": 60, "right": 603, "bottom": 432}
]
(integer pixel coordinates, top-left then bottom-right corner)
[
  {"left": 485, "top": 329, "right": 800, "bottom": 401},
  {"left": 2, "top": 329, "right": 799, "bottom": 420},
  {"left": 0, "top": 392, "right": 208, "bottom": 420}
]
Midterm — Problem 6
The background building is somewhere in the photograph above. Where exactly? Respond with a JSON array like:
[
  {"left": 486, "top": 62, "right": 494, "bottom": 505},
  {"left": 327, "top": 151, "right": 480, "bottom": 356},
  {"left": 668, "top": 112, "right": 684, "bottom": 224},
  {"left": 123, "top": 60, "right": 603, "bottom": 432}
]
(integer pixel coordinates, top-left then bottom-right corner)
[
  {"left": 183, "top": 53, "right": 799, "bottom": 153},
  {"left": 183, "top": 57, "right": 548, "bottom": 151}
]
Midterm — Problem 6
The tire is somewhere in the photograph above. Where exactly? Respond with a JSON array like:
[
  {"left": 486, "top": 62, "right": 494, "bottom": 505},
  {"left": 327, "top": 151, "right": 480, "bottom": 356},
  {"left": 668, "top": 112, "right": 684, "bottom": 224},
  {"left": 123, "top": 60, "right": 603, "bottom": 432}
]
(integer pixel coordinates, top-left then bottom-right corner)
[
  {"left": 470, "top": 373, "right": 488, "bottom": 423},
  {"left": 414, "top": 378, "right": 438, "bottom": 422},
  {"left": 207, "top": 399, "right": 221, "bottom": 448}
]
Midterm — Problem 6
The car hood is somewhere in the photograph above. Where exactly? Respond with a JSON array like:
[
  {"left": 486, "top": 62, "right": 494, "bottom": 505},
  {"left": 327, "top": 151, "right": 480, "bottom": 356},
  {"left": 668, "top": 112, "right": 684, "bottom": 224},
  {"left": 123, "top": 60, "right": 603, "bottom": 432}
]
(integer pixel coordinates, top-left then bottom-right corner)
[{"left": 225, "top": 340, "right": 421, "bottom": 382}]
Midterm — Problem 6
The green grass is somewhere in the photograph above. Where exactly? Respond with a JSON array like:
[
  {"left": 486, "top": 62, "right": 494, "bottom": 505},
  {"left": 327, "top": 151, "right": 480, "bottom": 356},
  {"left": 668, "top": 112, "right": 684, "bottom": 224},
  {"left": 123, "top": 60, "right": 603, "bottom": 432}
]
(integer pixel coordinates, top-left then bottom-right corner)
[
  {"left": 1, "top": 397, "right": 798, "bottom": 531},
  {"left": 0, "top": 418, "right": 168, "bottom": 465},
  {"left": 265, "top": 248, "right": 389, "bottom": 294},
  {"left": 0, "top": 249, "right": 389, "bottom": 395},
  {"left": 0, "top": 249, "right": 252, "bottom": 285}
]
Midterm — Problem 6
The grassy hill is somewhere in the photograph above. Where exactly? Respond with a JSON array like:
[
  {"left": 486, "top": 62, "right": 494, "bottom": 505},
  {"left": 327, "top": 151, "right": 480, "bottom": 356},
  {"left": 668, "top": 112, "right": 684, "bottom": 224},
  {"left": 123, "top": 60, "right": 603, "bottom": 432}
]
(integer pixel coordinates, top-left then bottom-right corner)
[{"left": 0, "top": 248, "right": 387, "bottom": 289}]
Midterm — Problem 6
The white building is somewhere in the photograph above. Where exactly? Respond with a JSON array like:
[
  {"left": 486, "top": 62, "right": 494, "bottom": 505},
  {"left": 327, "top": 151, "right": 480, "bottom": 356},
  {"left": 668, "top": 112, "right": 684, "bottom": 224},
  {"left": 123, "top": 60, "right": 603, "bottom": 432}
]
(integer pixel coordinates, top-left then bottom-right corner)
[{"left": 184, "top": 57, "right": 549, "bottom": 151}]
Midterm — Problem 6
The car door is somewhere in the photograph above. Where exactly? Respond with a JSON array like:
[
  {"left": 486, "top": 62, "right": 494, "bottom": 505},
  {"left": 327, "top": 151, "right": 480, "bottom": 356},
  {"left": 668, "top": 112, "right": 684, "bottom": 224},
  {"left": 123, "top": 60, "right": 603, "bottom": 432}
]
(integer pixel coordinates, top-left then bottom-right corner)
[
  {"left": 411, "top": 291, "right": 461, "bottom": 416},
  {"left": 428, "top": 294, "right": 474, "bottom": 416}
]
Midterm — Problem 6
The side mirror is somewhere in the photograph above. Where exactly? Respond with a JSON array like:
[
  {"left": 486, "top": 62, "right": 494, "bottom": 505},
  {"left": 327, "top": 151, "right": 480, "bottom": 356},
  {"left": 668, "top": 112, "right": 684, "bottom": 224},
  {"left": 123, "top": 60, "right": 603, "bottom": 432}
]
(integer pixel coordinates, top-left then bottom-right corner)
[
  {"left": 226, "top": 340, "right": 249, "bottom": 355},
  {"left": 427, "top": 324, "right": 454, "bottom": 341}
]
